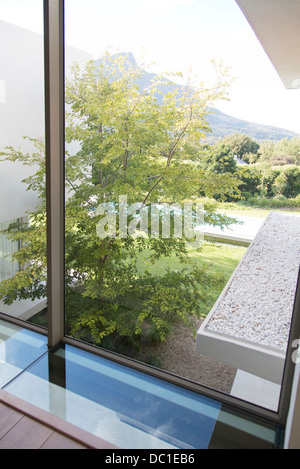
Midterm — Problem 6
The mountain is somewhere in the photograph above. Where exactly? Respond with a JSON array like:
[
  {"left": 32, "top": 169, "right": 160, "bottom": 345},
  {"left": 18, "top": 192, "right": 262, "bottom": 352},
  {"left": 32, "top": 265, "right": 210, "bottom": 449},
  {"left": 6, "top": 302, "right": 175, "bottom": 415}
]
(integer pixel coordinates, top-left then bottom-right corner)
[
  {"left": 99, "top": 52, "right": 300, "bottom": 143},
  {"left": 206, "top": 107, "right": 299, "bottom": 143}
]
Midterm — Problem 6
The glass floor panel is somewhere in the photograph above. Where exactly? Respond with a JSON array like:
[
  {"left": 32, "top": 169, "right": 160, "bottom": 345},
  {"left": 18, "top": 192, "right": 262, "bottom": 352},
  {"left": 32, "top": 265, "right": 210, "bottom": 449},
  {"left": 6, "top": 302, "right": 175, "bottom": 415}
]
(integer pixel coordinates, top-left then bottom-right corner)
[
  {"left": 0, "top": 319, "right": 48, "bottom": 388},
  {"left": 0, "top": 323, "right": 283, "bottom": 449}
]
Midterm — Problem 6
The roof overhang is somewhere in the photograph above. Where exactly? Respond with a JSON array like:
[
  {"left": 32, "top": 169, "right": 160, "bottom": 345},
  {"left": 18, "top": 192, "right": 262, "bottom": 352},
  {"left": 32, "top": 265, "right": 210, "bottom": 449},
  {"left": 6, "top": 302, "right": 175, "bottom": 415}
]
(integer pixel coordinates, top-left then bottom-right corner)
[{"left": 235, "top": 0, "right": 300, "bottom": 89}]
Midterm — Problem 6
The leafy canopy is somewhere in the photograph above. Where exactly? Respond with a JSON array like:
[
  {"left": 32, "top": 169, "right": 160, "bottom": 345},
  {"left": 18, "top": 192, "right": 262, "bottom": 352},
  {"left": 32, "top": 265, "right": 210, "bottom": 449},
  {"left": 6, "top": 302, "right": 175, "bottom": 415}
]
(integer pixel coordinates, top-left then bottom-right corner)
[{"left": 0, "top": 53, "right": 241, "bottom": 348}]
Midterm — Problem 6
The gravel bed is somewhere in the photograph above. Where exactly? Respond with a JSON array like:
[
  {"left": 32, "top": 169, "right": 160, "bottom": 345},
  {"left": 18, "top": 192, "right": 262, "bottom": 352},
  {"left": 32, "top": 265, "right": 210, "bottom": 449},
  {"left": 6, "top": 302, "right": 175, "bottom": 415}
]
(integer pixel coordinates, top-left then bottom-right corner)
[
  {"left": 143, "top": 318, "right": 237, "bottom": 394},
  {"left": 206, "top": 212, "right": 300, "bottom": 352}
]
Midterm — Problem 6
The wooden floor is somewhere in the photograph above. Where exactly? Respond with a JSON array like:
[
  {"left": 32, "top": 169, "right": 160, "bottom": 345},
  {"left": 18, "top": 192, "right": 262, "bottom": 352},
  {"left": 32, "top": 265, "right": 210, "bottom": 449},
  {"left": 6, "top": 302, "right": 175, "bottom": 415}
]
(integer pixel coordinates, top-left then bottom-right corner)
[{"left": 0, "top": 390, "right": 118, "bottom": 450}]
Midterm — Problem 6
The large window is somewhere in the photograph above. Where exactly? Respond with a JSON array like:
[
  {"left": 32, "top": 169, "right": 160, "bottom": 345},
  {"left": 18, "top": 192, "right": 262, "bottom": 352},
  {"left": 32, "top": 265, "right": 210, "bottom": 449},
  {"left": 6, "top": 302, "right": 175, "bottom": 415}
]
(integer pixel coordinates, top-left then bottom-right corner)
[
  {"left": 0, "top": 0, "right": 47, "bottom": 328},
  {"left": 62, "top": 0, "right": 300, "bottom": 420},
  {"left": 0, "top": 0, "right": 299, "bottom": 433}
]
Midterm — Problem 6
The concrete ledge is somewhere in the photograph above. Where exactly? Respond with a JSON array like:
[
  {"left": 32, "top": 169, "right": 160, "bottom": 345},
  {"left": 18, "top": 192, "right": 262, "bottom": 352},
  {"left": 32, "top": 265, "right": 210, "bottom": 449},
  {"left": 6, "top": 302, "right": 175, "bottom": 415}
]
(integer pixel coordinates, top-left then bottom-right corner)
[
  {"left": 196, "top": 325, "right": 285, "bottom": 384},
  {"left": 0, "top": 298, "right": 46, "bottom": 321},
  {"left": 196, "top": 211, "right": 300, "bottom": 385},
  {"left": 204, "top": 232, "right": 251, "bottom": 247}
]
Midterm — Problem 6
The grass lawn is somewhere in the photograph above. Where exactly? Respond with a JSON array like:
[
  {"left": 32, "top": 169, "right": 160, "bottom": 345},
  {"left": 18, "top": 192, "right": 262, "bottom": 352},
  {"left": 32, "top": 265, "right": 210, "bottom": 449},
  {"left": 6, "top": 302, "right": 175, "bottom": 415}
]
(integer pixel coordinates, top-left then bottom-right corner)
[
  {"left": 196, "top": 197, "right": 300, "bottom": 219},
  {"left": 190, "top": 243, "right": 247, "bottom": 315},
  {"left": 216, "top": 206, "right": 270, "bottom": 219},
  {"left": 136, "top": 242, "right": 247, "bottom": 317},
  {"left": 215, "top": 202, "right": 300, "bottom": 219}
]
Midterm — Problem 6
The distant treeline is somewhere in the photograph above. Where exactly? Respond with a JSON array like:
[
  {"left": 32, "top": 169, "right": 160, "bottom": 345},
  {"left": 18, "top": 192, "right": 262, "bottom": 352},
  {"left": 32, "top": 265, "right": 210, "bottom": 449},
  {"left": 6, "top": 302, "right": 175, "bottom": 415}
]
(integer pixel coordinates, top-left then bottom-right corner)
[
  {"left": 194, "top": 133, "right": 300, "bottom": 206},
  {"left": 218, "top": 132, "right": 300, "bottom": 166},
  {"left": 237, "top": 164, "right": 300, "bottom": 199}
]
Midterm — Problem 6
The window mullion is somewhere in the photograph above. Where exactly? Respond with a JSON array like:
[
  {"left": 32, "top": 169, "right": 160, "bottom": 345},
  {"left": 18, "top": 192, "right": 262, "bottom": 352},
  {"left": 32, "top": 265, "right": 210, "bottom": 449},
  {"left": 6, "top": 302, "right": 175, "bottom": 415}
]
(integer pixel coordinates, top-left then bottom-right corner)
[{"left": 44, "top": 0, "right": 65, "bottom": 347}]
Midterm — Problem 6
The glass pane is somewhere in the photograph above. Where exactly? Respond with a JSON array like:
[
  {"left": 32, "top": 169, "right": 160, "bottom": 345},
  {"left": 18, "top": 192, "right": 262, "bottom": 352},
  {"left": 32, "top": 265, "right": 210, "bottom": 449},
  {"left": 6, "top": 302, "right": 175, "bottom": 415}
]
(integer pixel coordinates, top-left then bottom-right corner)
[
  {"left": 0, "top": 319, "right": 47, "bottom": 388},
  {"left": 4, "top": 342, "right": 282, "bottom": 449},
  {"left": 62, "top": 0, "right": 299, "bottom": 414},
  {"left": 0, "top": 1, "right": 47, "bottom": 328},
  {"left": 0, "top": 221, "right": 19, "bottom": 282}
]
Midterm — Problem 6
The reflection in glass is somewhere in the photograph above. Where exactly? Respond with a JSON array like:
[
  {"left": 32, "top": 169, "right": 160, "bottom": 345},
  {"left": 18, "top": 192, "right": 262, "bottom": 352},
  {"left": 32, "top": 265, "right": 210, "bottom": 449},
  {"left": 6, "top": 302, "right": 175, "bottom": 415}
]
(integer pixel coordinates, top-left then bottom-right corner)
[
  {"left": 63, "top": 0, "right": 244, "bottom": 400},
  {"left": 0, "top": 2, "right": 47, "bottom": 326},
  {"left": 62, "top": 0, "right": 299, "bottom": 413},
  {"left": 0, "top": 319, "right": 47, "bottom": 388},
  {"left": 4, "top": 342, "right": 283, "bottom": 449},
  {"left": 0, "top": 220, "right": 20, "bottom": 283}
]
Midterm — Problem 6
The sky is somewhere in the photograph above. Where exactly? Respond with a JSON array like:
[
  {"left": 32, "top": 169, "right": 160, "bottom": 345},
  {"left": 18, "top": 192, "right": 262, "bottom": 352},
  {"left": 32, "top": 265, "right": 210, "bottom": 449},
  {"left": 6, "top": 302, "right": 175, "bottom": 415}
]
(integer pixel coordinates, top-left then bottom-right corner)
[{"left": 1, "top": 0, "right": 300, "bottom": 134}]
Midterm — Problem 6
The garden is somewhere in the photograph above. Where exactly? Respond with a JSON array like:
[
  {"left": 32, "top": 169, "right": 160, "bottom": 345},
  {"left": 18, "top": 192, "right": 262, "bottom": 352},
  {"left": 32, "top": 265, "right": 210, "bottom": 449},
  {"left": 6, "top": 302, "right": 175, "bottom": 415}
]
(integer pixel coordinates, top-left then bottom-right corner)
[{"left": 0, "top": 52, "right": 299, "bottom": 390}]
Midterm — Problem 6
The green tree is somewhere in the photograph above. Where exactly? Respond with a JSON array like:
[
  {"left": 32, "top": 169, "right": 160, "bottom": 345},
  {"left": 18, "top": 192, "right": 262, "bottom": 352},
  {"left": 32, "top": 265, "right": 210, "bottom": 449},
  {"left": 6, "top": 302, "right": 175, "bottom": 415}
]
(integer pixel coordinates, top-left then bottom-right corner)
[
  {"left": 221, "top": 133, "right": 260, "bottom": 163},
  {"left": 259, "top": 137, "right": 300, "bottom": 166},
  {"left": 257, "top": 163, "right": 277, "bottom": 197},
  {"left": 209, "top": 143, "right": 237, "bottom": 174},
  {"left": 282, "top": 166, "right": 300, "bottom": 197},
  {"left": 0, "top": 53, "right": 241, "bottom": 351},
  {"left": 272, "top": 172, "right": 288, "bottom": 196},
  {"left": 236, "top": 165, "right": 262, "bottom": 196},
  {"left": 273, "top": 138, "right": 300, "bottom": 165},
  {"left": 258, "top": 140, "right": 276, "bottom": 163}
]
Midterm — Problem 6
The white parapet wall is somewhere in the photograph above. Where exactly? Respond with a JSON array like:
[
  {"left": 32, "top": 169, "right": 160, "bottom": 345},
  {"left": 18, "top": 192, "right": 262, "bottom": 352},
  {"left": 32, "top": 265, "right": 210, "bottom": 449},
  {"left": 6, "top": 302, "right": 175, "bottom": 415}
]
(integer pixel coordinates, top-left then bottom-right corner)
[{"left": 196, "top": 211, "right": 300, "bottom": 385}]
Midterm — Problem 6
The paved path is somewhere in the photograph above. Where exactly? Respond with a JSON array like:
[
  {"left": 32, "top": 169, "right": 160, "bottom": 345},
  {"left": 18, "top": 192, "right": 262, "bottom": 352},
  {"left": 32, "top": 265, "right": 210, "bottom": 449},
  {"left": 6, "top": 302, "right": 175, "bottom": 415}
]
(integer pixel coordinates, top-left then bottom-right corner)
[{"left": 204, "top": 211, "right": 299, "bottom": 243}]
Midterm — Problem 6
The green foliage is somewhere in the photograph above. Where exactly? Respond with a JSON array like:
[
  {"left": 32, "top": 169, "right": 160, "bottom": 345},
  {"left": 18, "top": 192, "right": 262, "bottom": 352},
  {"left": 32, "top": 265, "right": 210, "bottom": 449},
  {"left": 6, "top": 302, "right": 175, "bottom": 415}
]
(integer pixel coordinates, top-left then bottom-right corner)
[
  {"left": 244, "top": 194, "right": 300, "bottom": 209},
  {"left": 0, "top": 206, "right": 47, "bottom": 305},
  {"left": 235, "top": 163, "right": 300, "bottom": 200},
  {"left": 236, "top": 166, "right": 262, "bottom": 195},
  {"left": 259, "top": 138, "right": 300, "bottom": 165},
  {"left": 206, "top": 143, "right": 237, "bottom": 174},
  {"left": 0, "top": 52, "right": 242, "bottom": 348},
  {"left": 280, "top": 166, "right": 300, "bottom": 197},
  {"left": 272, "top": 173, "right": 288, "bottom": 196},
  {"left": 221, "top": 133, "right": 259, "bottom": 163}
]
